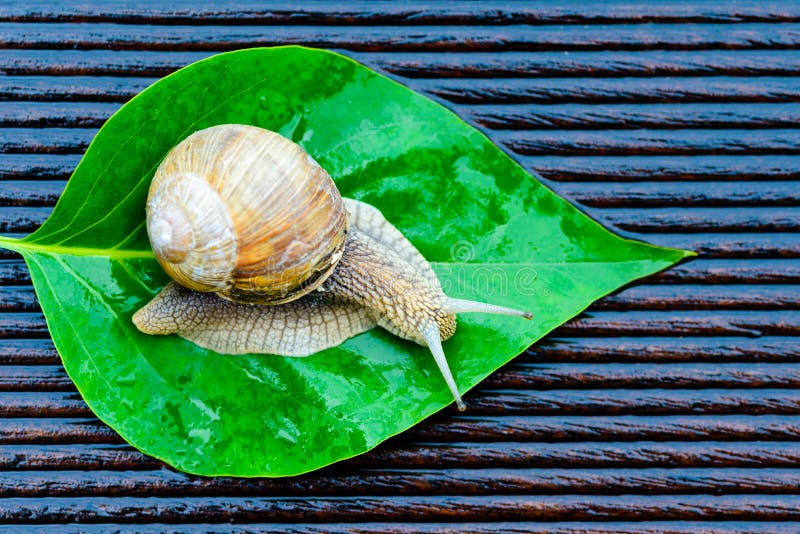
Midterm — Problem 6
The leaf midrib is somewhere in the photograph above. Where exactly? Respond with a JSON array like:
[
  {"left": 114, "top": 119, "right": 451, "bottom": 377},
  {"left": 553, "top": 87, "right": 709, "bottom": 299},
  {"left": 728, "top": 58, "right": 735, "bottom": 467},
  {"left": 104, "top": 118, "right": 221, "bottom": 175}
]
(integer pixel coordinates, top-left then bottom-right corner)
[
  {"left": 0, "top": 235, "right": 681, "bottom": 266},
  {"left": 0, "top": 235, "right": 154, "bottom": 259}
]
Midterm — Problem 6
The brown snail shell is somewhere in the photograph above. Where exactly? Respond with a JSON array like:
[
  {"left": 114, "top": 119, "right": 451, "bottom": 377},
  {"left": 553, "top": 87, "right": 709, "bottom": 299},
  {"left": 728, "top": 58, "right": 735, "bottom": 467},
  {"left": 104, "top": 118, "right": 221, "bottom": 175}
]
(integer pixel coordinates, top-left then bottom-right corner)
[
  {"left": 146, "top": 124, "right": 348, "bottom": 304},
  {"left": 136, "top": 123, "right": 533, "bottom": 411}
]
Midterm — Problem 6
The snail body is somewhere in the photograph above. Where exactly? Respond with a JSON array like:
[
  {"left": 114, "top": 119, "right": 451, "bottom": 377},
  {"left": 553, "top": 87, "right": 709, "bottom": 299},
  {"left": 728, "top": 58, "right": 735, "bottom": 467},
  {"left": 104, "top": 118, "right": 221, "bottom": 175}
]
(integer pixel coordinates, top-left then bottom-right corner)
[{"left": 133, "top": 124, "right": 531, "bottom": 410}]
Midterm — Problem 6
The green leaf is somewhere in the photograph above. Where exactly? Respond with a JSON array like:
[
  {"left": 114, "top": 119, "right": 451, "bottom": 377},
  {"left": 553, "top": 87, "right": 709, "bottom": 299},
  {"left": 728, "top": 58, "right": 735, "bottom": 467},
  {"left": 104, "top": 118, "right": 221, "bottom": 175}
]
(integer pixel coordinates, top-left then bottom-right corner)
[{"left": 0, "top": 47, "right": 692, "bottom": 477}]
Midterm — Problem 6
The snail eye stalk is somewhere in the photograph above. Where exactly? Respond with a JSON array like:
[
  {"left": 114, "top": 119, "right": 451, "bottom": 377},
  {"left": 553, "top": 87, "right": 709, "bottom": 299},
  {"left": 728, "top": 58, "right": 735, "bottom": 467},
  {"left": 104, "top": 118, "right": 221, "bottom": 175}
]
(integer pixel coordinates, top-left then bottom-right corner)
[
  {"left": 444, "top": 297, "right": 533, "bottom": 320},
  {"left": 421, "top": 324, "right": 466, "bottom": 411}
]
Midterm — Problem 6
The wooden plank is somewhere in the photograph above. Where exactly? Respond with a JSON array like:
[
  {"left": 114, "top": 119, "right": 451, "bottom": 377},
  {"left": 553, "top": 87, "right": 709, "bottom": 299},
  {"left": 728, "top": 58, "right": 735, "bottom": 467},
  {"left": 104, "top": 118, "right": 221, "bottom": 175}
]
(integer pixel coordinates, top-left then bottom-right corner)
[
  {"left": 5, "top": 388, "right": 800, "bottom": 418},
  {"left": 6, "top": 49, "right": 800, "bottom": 78},
  {"left": 0, "top": 523, "right": 798, "bottom": 534},
  {"left": 3, "top": 467, "right": 800, "bottom": 497},
  {"left": 2, "top": 523, "right": 796, "bottom": 534},
  {"left": 471, "top": 389, "right": 800, "bottom": 416},
  {"left": 469, "top": 102, "right": 800, "bottom": 130},
  {"left": 0, "top": 494, "right": 797, "bottom": 522},
  {"left": 0, "top": 181, "right": 66, "bottom": 206},
  {"left": 6, "top": 153, "right": 800, "bottom": 189},
  {"left": 0, "top": 207, "right": 50, "bottom": 233},
  {"left": 595, "top": 284, "right": 800, "bottom": 310},
  {"left": 5, "top": 205, "right": 800, "bottom": 234},
  {"left": 411, "top": 415, "right": 800, "bottom": 441},
  {"left": 631, "top": 233, "right": 800, "bottom": 258},
  {"left": 0, "top": 366, "right": 72, "bottom": 391},
  {"left": 6, "top": 440, "right": 800, "bottom": 471},
  {"left": 0, "top": 76, "right": 154, "bottom": 102},
  {"left": 3, "top": 309, "right": 800, "bottom": 339},
  {"left": 526, "top": 155, "right": 800, "bottom": 181},
  {"left": 6, "top": 415, "right": 800, "bottom": 444},
  {"left": 0, "top": 339, "right": 58, "bottom": 365},
  {"left": 417, "top": 77, "right": 800, "bottom": 104},
  {"left": 8, "top": 100, "right": 800, "bottom": 132},
  {"left": 0, "top": 128, "right": 94, "bottom": 154},
  {"left": 558, "top": 310, "right": 800, "bottom": 337},
  {"left": 529, "top": 337, "right": 800, "bottom": 363},
  {"left": 0, "top": 313, "right": 49, "bottom": 338},
  {"left": 597, "top": 206, "right": 800, "bottom": 232},
  {"left": 0, "top": 260, "right": 30, "bottom": 284},
  {"left": 360, "top": 50, "right": 800, "bottom": 79},
  {"left": 5, "top": 75, "right": 799, "bottom": 105},
  {"left": 0, "top": 287, "right": 38, "bottom": 312},
  {"left": 0, "top": 154, "right": 81, "bottom": 180},
  {"left": 358, "top": 441, "right": 800, "bottom": 470},
  {"left": 0, "top": 102, "right": 119, "bottom": 128},
  {"left": 4, "top": 1, "right": 800, "bottom": 25},
  {"left": 500, "top": 129, "right": 800, "bottom": 156},
  {"left": 3, "top": 23, "right": 800, "bottom": 52},
  {"left": 12, "top": 126, "right": 800, "bottom": 158},
  {"left": 485, "top": 363, "right": 800, "bottom": 389},
  {"left": 5, "top": 283, "right": 799, "bottom": 315},
  {"left": 0, "top": 392, "right": 88, "bottom": 417},
  {"left": 651, "top": 259, "right": 800, "bottom": 284},
  {"left": 554, "top": 181, "right": 800, "bottom": 208},
  {"left": 7, "top": 178, "right": 798, "bottom": 212}
]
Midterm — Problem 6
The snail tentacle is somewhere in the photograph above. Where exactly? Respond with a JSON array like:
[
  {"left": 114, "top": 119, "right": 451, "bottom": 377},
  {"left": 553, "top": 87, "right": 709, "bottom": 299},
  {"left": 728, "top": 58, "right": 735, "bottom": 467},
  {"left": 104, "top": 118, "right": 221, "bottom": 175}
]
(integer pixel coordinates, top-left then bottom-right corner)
[
  {"left": 444, "top": 297, "right": 533, "bottom": 320},
  {"left": 421, "top": 323, "right": 465, "bottom": 411}
]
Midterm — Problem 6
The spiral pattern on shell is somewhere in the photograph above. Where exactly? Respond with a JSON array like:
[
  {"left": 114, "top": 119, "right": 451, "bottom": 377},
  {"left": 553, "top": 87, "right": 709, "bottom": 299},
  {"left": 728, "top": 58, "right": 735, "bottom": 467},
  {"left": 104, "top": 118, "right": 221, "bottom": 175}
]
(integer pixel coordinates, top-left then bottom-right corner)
[{"left": 146, "top": 124, "right": 349, "bottom": 305}]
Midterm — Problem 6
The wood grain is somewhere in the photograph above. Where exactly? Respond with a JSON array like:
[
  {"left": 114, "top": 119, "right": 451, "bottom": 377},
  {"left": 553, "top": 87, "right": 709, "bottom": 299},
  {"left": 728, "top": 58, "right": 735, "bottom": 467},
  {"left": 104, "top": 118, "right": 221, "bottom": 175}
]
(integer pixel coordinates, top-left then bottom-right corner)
[{"left": 1, "top": 2, "right": 799, "bottom": 529}]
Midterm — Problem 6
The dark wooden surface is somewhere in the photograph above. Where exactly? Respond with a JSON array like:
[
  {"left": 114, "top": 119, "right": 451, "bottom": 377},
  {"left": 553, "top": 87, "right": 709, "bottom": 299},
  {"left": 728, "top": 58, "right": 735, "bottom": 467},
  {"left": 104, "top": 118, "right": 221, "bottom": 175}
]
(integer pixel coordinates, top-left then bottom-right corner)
[{"left": 1, "top": 1, "right": 799, "bottom": 531}]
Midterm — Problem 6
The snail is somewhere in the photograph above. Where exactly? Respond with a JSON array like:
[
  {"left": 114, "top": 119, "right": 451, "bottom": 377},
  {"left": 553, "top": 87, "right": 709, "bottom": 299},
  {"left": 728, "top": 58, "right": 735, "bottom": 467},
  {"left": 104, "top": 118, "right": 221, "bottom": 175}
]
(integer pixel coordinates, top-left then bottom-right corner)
[{"left": 132, "top": 124, "right": 531, "bottom": 411}]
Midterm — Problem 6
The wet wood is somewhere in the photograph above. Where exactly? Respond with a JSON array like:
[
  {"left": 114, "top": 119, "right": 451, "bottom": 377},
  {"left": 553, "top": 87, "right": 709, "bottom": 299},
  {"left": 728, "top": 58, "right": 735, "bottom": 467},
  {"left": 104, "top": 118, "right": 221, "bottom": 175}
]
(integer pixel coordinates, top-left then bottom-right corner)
[
  {"left": 14, "top": 99, "right": 800, "bottom": 132},
  {"left": 502, "top": 129, "right": 800, "bottom": 156},
  {"left": 0, "top": 494, "right": 798, "bottom": 522},
  {"left": 1, "top": 2, "right": 799, "bottom": 528},
  {"left": 651, "top": 259, "right": 800, "bottom": 284},
  {"left": 419, "top": 77, "right": 800, "bottom": 104},
  {"left": 0, "top": 154, "right": 80, "bottom": 180},
  {"left": 528, "top": 336, "right": 800, "bottom": 363},
  {"left": 469, "top": 102, "right": 800, "bottom": 130},
  {"left": 555, "top": 181, "right": 800, "bottom": 208},
  {"left": 559, "top": 310, "right": 800, "bottom": 337},
  {"left": 0, "top": 339, "right": 58, "bottom": 365},
  {"left": 4, "top": 23, "right": 800, "bottom": 52},
  {"left": 0, "top": 523, "right": 797, "bottom": 534},
  {"left": 6, "top": 49, "right": 800, "bottom": 79},
  {"left": 636, "top": 233, "right": 800, "bottom": 259},
  {"left": 600, "top": 207, "right": 800, "bottom": 232},
  {"left": 4, "top": 309, "right": 800, "bottom": 339},
  {"left": 527, "top": 155, "right": 800, "bottom": 182},
  {"left": 5, "top": 283, "right": 798, "bottom": 315},
  {"left": 361, "top": 50, "right": 800, "bottom": 79},
  {"left": 5, "top": 388, "right": 800, "bottom": 418},
  {"left": 5, "top": 201, "right": 800, "bottom": 241},
  {"left": 5, "top": 415, "right": 800, "bottom": 444},
  {"left": 4, "top": 467, "right": 800, "bottom": 497},
  {"left": 7, "top": 440, "right": 800, "bottom": 471},
  {"left": 410, "top": 414, "right": 800, "bottom": 442},
  {"left": 485, "top": 363, "right": 800, "bottom": 390},
  {"left": 0, "top": 103, "right": 119, "bottom": 128},
  {"left": 5, "top": 1, "right": 800, "bottom": 25}
]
